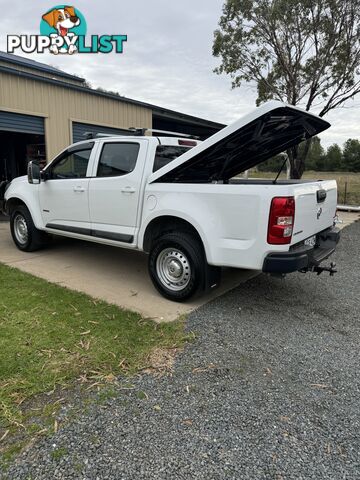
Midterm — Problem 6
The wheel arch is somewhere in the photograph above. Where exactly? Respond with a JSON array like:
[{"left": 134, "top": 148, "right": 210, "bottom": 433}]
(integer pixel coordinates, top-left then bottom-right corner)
[
  {"left": 142, "top": 215, "right": 207, "bottom": 258},
  {"left": 5, "top": 196, "right": 43, "bottom": 230},
  {"left": 5, "top": 197, "right": 28, "bottom": 215}
]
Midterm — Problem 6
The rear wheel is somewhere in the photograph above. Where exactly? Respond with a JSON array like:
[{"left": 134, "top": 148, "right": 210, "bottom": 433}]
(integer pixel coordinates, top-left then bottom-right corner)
[
  {"left": 10, "top": 205, "right": 49, "bottom": 252},
  {"left": 148, "top": 232, "right": 206, "bottom": 302}
]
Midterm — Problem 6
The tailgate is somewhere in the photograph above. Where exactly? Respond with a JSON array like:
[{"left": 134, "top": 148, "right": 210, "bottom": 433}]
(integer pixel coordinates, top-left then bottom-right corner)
[{"left": 291, "top": 180, "right": 337, "bottom": 244}]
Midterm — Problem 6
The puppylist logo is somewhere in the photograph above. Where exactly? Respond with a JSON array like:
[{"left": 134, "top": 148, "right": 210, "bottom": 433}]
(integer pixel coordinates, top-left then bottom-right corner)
[{"left": 7, "top": 5, "right": 127, "bottom": 55}]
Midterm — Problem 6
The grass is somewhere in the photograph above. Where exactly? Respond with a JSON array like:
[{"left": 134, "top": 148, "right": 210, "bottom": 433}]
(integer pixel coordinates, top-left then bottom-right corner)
[
  {"left": 0, "top": 263, "right": 186, "bottom": 458},
  {"left": 248, "top": 171, "right": 360, "bottom": 206},
  {"left": 51, "top": 447, "right": 69, "bottom": 461}
]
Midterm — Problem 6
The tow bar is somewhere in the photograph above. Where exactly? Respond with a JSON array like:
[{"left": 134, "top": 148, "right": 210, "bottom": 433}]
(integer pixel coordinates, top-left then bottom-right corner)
[{"left": 312, "top": 262, "right": 337, "bottom": 276}]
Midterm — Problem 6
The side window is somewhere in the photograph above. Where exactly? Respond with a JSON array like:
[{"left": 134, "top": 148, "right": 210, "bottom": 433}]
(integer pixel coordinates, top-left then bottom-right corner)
[
  {"left": 97, "top": 143, "right": 140, "bottom": 177},
  {"left": 50, "top": 148, "right": 92, "bottom": 180},
  {"left": 153, "top": 146, "right": 191, "bottom": 172}
]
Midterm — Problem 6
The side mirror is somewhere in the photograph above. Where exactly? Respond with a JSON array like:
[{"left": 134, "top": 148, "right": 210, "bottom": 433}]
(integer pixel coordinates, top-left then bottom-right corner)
[{"left": 27, "top": 161, "right": 41, "bottom": 185}]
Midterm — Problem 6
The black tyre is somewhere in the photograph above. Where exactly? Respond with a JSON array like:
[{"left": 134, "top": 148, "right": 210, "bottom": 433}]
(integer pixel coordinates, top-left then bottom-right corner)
[
  {"left": 148, "top": 232, "right": 206, "bottom": 302},
  {"left": 10, "top": 205, "right": 49, "bottom": 252}
]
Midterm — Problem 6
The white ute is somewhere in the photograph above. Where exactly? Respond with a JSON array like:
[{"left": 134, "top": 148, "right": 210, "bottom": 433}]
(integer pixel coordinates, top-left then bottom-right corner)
[{"left": 4, "top": 101, "right": 340, "bottom": 301}]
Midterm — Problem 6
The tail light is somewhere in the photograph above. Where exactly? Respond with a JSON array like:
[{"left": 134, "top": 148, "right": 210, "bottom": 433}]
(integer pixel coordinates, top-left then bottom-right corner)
[{"left": 267, "top": 197, "right": 295, "bottom": 245}]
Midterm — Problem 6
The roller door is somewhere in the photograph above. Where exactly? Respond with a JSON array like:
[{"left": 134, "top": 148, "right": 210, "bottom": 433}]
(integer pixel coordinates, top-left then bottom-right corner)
[
  {"left": 0, "top": 111, "right": 44, "bottom": 135},
  {"left": 72, "top": 122, "right": 130, "bottom": 143}
]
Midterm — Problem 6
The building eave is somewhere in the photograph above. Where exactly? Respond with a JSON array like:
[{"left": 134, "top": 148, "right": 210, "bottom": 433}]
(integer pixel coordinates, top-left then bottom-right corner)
[{"left": 0, "top": 53, "right": 85, "bottom": 83}]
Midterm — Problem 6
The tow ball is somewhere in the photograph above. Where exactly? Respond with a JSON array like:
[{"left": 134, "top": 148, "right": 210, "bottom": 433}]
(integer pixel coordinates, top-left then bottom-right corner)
[{"left": 313, "top": 262, "right": 337, "bottom": 276}]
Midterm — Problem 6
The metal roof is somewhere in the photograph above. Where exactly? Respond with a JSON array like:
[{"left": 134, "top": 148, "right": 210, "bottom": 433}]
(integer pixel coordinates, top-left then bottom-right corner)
[{"left": 0, "top": 51, "right": 85, "bottom": 83}]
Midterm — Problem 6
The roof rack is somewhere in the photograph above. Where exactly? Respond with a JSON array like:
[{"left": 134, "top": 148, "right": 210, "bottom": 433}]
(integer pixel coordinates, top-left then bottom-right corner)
[
  {"left": 137, "top": 128, "right": 200, "bottom": 139},
  {"left": 84, "top": 128, "right": 200, "bottom": 140}
]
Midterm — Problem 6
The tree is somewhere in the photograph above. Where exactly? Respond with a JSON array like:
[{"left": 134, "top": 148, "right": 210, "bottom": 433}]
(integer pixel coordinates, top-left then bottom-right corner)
[
  {"left": 213, "top": 0, "right": 360, "bottom": 178},
  {"left": 304, "top": 136, "right": 325, "bottom": 171},
  {"left": 96, "top": 87, "right": 123, "bottom": 97},
  {"left": 342, "top": 139, "right": 360, "bottom": 171},
  {"left": 325, "top": 144, "right": 343, "bottom": 171},
  {"left": 257, "top": 154, "right": 283, "bottom": 172}
]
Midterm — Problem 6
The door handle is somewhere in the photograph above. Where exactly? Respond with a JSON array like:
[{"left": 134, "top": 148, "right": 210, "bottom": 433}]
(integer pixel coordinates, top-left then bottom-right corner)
[
  {"left": 73, "top": 186, "right": 85, "bottom": 193},
  {"left": 121, "top": 187, "right": 136, "bottom": 194}
]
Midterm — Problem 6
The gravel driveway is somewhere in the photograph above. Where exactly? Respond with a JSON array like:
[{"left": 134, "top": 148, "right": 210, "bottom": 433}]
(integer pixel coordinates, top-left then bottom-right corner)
[{"left": 4, "top": 221, "right": 360, "bottom": 480}]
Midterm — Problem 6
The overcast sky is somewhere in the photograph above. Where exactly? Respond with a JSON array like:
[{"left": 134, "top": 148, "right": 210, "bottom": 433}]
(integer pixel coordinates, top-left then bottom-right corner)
[{"left": 0, "top": 0, "right": 359, "bottom": 147}]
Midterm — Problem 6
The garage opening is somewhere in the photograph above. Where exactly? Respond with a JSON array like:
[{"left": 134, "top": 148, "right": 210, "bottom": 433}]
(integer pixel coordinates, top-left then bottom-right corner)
[
  {"left": 0, "top": 111, "right": 45, "bottom": 182},
  {"left": 0, "top": 132, "right": 45, "bottom": 182}
]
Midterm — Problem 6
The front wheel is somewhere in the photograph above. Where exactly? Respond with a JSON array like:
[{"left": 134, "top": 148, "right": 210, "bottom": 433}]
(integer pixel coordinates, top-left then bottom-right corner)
[
  {"left": 10, "top": 205, "right": 49, "bottom": 252},
  {"left": 148, "top": 232, "right": 206, "bottom": 302}
]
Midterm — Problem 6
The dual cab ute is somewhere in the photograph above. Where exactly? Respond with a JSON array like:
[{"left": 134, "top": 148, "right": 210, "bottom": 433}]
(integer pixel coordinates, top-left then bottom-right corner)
[{"left": 4, "top": 102, "right": 340, "bottom": 301}]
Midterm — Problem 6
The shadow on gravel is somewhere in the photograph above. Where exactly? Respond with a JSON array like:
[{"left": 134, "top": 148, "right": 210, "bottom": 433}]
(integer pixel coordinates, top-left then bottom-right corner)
[{"left": 3, "top": 222, "right": 360, "bottom": 480}]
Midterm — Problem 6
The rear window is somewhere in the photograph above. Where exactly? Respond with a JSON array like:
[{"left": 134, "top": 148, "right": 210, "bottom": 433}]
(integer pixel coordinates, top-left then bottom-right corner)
[
  {"left": 97, "top": 143, "right": 140, "bottom": 177},
  {"left": 153, "top": 146, "right": 191, "bottom": 172}
]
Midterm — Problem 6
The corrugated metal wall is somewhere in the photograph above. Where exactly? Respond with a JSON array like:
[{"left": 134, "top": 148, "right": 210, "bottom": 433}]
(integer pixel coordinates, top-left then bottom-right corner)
[{"left": 0, "top": 71, "right": 152, "bottom": 161}]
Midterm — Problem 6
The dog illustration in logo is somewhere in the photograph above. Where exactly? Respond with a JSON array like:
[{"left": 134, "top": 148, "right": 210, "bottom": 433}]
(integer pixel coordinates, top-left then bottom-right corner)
[{"left": 42, "top": 6, "right": 80, "bottom": 55}]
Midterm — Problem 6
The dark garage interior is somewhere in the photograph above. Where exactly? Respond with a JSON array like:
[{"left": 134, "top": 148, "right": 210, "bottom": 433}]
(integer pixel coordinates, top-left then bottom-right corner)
[{"left": 0, "top": 132, "right": 45, "bottom": 182}]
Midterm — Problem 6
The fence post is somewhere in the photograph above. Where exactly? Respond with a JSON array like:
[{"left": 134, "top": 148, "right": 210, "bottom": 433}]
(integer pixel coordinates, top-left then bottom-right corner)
[{"left": 344, "top": 181, "right": 348, "bottom": 205}]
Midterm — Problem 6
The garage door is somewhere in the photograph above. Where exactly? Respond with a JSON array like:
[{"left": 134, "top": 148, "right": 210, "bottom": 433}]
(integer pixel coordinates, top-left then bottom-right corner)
[
  {"left": 72, "top": 122, "right": 130, "bottom": 143},
  {"left": 0, "top": 111, "right": 44, "bottom": 135}
]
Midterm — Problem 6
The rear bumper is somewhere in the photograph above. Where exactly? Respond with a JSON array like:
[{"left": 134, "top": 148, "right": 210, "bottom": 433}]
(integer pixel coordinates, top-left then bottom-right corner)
[{"left": 262, "top": 226, "right": 341, "bottom": 274}]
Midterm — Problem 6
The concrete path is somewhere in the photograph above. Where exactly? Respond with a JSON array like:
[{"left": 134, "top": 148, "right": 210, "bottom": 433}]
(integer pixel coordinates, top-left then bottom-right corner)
[
  {"left": 0, "top": 211, "right": 357, "bottom": 322},
  {"left": 0, "top": 222, "right": 257, "bottom": 322},
  {"left": 337, "top": 211, "right": 360, "bottom": 230}
]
